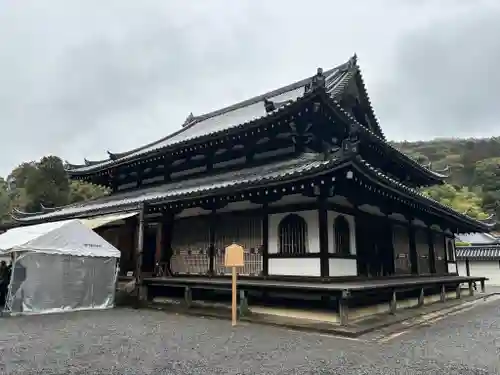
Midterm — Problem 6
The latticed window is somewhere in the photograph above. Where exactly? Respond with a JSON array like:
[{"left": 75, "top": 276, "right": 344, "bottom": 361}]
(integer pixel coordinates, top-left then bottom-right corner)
[
  {"left": 334, "top": 215, "right": 351, "bottom": 255},
  {"left": 278, "top": 214, "right": 308, "bottom": 255}
]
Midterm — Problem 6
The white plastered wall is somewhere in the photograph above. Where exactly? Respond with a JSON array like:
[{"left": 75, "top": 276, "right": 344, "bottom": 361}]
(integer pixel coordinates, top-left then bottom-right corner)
[
  {"left": 327, "top": 211, "right": 356, "bottom": 255},
  {"left": 327, "top": 210, "right": 357, "bottom": 276},
  {"left": 268, "top": 208, "right": 358, "bottom": 277},
  {"left": 268, "top": 210, "right": 319, "bottom": 255},
  {"left": 268, "top": 210, "right": 320, "bottom": 276},
  {"left": 458, "top": 260, "right": 500, "bottom": 286}
]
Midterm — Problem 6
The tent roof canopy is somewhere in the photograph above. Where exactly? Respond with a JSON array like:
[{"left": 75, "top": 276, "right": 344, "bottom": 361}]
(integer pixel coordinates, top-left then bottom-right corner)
[{"left": 0, "top": 219, "right": 120, "bottom": 258}]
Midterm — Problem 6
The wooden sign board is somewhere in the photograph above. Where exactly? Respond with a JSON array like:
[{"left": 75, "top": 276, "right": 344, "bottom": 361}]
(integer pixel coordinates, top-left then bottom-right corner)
[
  {"left": 224, "top": 243, "right": 244, "bottom": 327},
  {"left": 225, "top": 243, "right": 244, "bottom": 268}
]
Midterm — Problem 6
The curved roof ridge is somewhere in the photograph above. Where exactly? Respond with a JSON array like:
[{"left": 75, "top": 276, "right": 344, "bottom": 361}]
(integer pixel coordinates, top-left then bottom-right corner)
[{"left": 191, "top": 63, "right": 346, "bottom": 124}]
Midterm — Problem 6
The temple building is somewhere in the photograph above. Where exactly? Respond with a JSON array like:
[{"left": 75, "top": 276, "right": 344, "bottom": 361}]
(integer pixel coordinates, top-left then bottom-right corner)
[{"left": 10, "top": 55, "right": 490, "bottom": 322}]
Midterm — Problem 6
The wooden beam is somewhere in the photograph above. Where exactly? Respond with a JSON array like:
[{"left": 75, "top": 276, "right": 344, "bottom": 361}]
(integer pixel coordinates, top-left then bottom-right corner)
[
  {"left": 161, "top": 212, "right": 173, "bottom": 276},
  {"left": 318, "top": 193, "right": 329, "bottom": 278},
  {"left": 389, "top": 290, "right": 397, "bottom": 314},
  {"left": 208, "top": 209, "right": 216, "bottom": 276},
  {"left": 262, "top": 204, "right": 269, "bottom": 277},
  {"left": 427, "top": 227, "right": 436, "bottom": 274},
  {"left": 155, "top": 221, "right": 162, "bottom": 272},
  {"left": 385, "top": 216, "right": 395, "bottom": 276},
  {"left": 408, "top": 222, "right": 419, "bottom": 275},
  {"left": 134, "top": 202, "right": 146, "bottom": 307}
]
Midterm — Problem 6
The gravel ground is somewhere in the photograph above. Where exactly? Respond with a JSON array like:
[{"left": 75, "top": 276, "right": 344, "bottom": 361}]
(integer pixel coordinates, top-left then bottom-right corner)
[{"left": 0, "top": 300, "right": 499, "bottom": 375}]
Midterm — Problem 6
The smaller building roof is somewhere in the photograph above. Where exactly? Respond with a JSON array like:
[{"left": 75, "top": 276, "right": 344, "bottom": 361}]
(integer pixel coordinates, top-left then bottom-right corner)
[
  {"left": 456, "top": 245, "right": 500, "bottom": 261},
  {"left": 456, "top": 232, "right": 499, "bottom": 245}
]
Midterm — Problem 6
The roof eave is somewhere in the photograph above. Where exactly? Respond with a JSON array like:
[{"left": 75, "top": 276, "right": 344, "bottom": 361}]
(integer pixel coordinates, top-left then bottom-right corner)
[
  {"left": 319, "top": 92, "right": 449, "bottom": 186},
  {"left": 15, "top": 153, "right": 356, "bottom": 224},
  {"left": 66, "top": 91, "right": 323, "bottom": 176},
  {"left": 350, "top": 159, "right": 491, "bottom": 234}
]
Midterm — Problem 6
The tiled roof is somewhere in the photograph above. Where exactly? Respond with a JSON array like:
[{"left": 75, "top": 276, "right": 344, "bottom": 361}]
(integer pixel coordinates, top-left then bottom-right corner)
[
  {"left": 456, "top": 246, "right": 500, "bottom": 260},
  {"left": 14, "top": 153, "right": 346, "bottom": 222},
  {"left": 352, "top": 156, "right": 491, "bottom": 232},
  {"left": 66, "top": 61, "right": 354, "bottom": 174},
  {"left": 14, "top": 149, "right": 491, "bottom": 233},
  {"left": 456, "top": 232, "right": 499, "bottom": 245},
  {"left": 65, "top": 54, "right": 446, "bottom": 188}
]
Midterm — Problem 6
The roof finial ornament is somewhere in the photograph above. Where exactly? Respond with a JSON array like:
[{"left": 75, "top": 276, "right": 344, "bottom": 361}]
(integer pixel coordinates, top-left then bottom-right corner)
[
  {"left": 348, "top": 53, "right": 358, "bottom": 69},
  {"left": 263, "top": 98, "right": 276, "bottom": 113},
  {"left": 107, "top": 150, "right": 117, "bottom": 160},
  {"left": 182, "top": 112, "right": 195, "bottom": 128},
  {"left": 311, "top": 67, "right": 325, "bottom": 90},
  {"left": 84, "top": 158, "right": 91, "bottom": 166},
  {"left": 64, "top": 160, "right": 73, "bottom": 170}
]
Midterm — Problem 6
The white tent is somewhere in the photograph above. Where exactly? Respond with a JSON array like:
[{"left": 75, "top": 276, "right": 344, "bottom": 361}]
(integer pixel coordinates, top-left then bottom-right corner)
[{"left": 0, "top": 219, "right": 121, "bottom": 315}]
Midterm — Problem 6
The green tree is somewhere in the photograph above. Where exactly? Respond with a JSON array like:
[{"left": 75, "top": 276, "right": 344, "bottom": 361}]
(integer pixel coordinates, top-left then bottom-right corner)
[
  {"left": 69, "top": 180, "right": 110, "bottom": 204},
  {"left": 24, "top": 156, "right": 70, "bottom": 210},
  {"left": 422, "top": 184, "right": 490, "bottom": 220},
  {"left": 0, "top": 178, "right": 11, "bottom": 222},
  {"left": 1, "top": 156, "right": 110, "bottom": 221}
]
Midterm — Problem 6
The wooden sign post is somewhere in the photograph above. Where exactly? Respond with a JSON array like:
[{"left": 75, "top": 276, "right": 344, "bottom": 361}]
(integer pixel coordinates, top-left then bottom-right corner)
[{"left": 224, "top": 243, "right": 244, "bottom": 326}]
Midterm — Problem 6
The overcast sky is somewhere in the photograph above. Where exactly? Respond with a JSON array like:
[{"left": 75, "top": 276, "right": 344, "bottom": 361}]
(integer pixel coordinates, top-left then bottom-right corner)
[{"left": 1, "top": 0, "right": 499, "bottom": 176}]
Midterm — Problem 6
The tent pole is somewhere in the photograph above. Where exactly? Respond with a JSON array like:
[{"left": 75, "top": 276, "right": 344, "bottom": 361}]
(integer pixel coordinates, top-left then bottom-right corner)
[{"left": 135, "top": 203, "right": 146, "bottom": 308}]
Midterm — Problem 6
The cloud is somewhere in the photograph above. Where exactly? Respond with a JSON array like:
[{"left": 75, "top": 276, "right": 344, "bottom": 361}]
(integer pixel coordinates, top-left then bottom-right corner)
[
  {"left": 376, "top": 2, "right": 500, "bottom": 140},
  {"left": 0, "top": 0, "right": 498, "bottom": 176}
]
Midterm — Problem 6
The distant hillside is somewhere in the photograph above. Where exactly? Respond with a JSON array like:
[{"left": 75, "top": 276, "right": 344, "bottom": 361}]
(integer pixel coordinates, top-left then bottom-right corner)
[{"left": 393, "top": 137, "right": 500, "bottom": 221}]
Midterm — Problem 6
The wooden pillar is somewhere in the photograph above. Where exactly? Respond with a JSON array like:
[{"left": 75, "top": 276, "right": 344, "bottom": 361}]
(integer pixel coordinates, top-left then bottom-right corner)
[
  {"left": 389, "top": 290, "right": 397, "bottom": 314},
  {"left": 408, "top": 222, "right": 419, "bottom": 275},
  {"left": 418, "top": 287, "right": 425, "bottom": 307},
  {"left": 155, "top": 222, "right": 163, "bottom": 270},
  {"left": 208, "top": 209, "right": 216, "bottom": 276},
  {"left": 465, "top": 257, "right": 471, "bottom": 276},
  {"left": 468, "top": 281, "right": 474, "bottom": 296},
  {"left": 238, "top": 290, "right": 250, "bottom": 316},
  {"left": 184, "top": 286, "right": 192, "bottom": 308},
  {"left": 338, "top": 291, "right": 350, "bottom": 326},
  {"left": 134, "top": 203, "right": 146, "bottom": 306},
  {"left": 385, "top": 217, "right": 395, "bottom": 276},
  {"left": 318, "top": 194, "right": 329, "bottom": 278},
  {"left": 427, "top": 227, "right": 436, "bottom": 274},
  {"left": 443, "top": 234, "right": 450, "bottom": 274},
  {"left": 262, "top": 204, "right": 269, "bottom": 277},
  {"left": 456, "top": 284, "right": 462, "bottom": 299},
  {"left": 160, "top": 212, "right": 174, "bottom": 276},
  {"left": 440, "top": 284, "right": 446, "bottom": 302}
]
